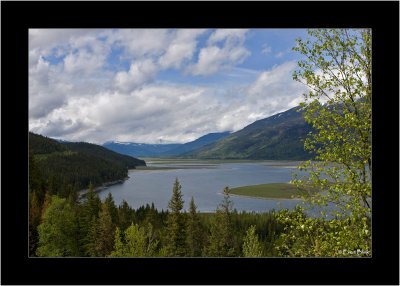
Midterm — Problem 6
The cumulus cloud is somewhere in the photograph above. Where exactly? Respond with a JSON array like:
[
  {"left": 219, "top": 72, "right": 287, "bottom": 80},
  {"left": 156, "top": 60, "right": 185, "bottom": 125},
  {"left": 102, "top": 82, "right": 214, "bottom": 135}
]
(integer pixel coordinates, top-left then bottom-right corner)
[
  {"left": 158, "top": 29, "right": 207, "bottom": 69},
  {"left": 187, "top": 29, "right": 250, "bottom": 76},
  {"left": 29, "top": 29, "right": 307, "bottom": 144},
  {"left": 114, "top": 59, "right": 158, "bottom": 92},
  {"left": 108, "top": 29, "right": 171, "bottom": 58}
]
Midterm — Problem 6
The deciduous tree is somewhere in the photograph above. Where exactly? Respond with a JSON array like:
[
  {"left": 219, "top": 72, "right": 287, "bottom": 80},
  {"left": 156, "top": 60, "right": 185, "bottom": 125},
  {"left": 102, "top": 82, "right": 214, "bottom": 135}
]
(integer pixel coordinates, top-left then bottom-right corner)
[
  {"left": 36, "top": 196, "right": 79, "bottom": 257},
  {"left": 242, "top": 225, "right": 263, "bottom": 257},
  {"left": 278, "top": 29, "right": 372, "bottom": 257}
]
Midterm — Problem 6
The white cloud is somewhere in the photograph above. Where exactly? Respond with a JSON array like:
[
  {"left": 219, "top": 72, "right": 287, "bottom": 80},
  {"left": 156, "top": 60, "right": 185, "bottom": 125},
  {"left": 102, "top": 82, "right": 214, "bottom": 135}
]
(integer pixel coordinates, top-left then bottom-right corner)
[
  {"left": 108, "top": 29, "right": 171, "bottom": 58},
  {"left": 261, "top": 44, "right": 272, "bottom": 54},
  {"left": 187, "top": 29, "right": 250, "bottom": 76},
  {"left": 114, "top": 59, "right": 158, "bottom": 92},
  {"left": 158, "top": 29, "right": 207, "bottom": 69},
  {"left": 207, "top": 29, "right": 248, "bottom": 45},
  {"left": 275, "top": 51, "right": 284, "bottom": 58},
  {"left": 29, "top": 29, "right": 307, "bottom": 145}
]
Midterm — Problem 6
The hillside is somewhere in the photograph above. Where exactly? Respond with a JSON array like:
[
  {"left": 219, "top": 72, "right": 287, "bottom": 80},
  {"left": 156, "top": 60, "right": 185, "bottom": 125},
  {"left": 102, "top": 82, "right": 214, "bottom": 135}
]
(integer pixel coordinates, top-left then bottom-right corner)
[
  {"left": 182, "top": 106, "right": 314, "bottom": 160},
  {"left": 102, "top": 142, "right": 181, "bottom": 157},
  {"left": 102, "top": 132, "right": 230, "bottom": 157},
  {"left": 62, "top": 141, "right": 145, "bottom": 169},
  {"left": 29, "top": 132, "right": 145, "bottom": 197},
  {"left": 159, "top": 132, "right": 231, "bottom": 156}
]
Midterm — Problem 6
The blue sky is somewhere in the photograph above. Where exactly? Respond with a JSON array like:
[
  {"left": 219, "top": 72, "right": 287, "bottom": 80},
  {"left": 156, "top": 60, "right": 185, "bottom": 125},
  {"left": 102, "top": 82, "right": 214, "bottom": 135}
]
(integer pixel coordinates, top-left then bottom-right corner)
[{"left": 29, "top": 29, "right": 309, "bottom": 144}]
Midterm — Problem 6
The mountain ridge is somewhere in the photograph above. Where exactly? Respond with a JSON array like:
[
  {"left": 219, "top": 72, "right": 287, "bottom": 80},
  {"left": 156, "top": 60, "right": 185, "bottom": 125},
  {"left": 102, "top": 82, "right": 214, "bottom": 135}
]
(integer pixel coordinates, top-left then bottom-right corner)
[
  {"left": 181, "top": 106, "right": 314, "bottom": 160},
  {"left": 102, "top": 131, "right": 231, "bottom": 157}
]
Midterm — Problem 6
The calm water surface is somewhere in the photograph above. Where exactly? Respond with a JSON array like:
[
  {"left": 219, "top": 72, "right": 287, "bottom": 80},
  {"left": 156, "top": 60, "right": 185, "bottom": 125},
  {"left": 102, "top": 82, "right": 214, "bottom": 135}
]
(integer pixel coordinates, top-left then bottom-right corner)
[{"left": 98, "top": 161, "right": 306, "bottom": 212}]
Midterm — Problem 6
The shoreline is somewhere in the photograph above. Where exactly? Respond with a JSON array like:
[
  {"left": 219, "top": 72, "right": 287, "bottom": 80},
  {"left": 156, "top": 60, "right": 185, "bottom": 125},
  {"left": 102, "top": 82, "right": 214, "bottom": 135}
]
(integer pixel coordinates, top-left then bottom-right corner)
[
  {"left": 78, "top": 176, "right": 129, "bottom": 198},
  {"left": 228, "top": 193, "right": 303, "bottom": 201}
]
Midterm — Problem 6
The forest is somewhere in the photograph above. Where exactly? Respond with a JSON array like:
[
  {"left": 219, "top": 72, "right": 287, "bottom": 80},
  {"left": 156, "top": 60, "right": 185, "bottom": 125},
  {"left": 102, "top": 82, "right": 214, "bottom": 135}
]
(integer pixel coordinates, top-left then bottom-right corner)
[
  {"left": 29, "top": 132, "right": 145, "bottom": 198},
  {"left": 29, "top": 29, "right": 372, "bottom": 258}
]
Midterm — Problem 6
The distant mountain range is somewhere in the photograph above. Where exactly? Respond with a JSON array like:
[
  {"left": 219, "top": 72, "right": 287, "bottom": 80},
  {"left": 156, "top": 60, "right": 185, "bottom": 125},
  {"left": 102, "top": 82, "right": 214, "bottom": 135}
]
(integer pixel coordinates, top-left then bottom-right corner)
[
  {"left": 102, "top": 106, "right": 313, "bottom": 160},
  {"left": 102, "top": 131, "right": 231, "bottom": 157},
  {"left": 182, "top": 106, "right": 314, "bottom": 160}
]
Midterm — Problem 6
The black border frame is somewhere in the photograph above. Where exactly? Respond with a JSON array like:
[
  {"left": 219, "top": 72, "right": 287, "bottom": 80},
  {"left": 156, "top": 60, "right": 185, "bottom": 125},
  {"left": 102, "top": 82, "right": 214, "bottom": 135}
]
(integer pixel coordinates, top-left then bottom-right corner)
[{"left": 1, "top": 1, "right": 399, "bottom": 285}]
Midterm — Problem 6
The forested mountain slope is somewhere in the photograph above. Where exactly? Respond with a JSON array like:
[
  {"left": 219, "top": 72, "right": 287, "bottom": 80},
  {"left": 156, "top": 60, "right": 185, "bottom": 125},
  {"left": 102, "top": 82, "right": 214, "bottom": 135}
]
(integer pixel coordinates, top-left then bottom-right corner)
[
  {"left": 29, "top": 132, "right": 145, "bottom": 197},
  {"left": 182, "top": 106, "right": 314, "bottom": 160}
]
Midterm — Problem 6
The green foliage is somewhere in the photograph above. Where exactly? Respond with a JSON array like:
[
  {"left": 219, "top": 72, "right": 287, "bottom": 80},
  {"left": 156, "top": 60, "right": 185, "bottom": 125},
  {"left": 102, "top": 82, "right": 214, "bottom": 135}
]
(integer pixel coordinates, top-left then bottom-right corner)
[
  {"left": 77, "top": 188, "right": 102, "bottom": 256},
  {"left": 86, "top": 203, "right": 116, "bottom": 257},
  {"left": 204, "top": 187, "right": 236, "bottom": 257},
  {"left": 243, "top": 225, "right": 264, "bottom": 257},
  {"left": 29, "top": 191, "right": 42, "bottom": 256},
  {"left": 276, "top": 29, "right": 372, "bottom": 257},
  {"left": 118, "top": 200, "right": 135, "bottom": 231},
  {"left": 63, "top": 141, "right": 145, "bottom": 169},
  {"left": 36, "top": 196, "right": 80, "bottom": 257},
  {"left": 164, "top": 178, "right": 187, "bottom": 256},
  {"left": 183, "top": 107, "right": 314, "bottom": 160},
  {"left": 275, "top": 207, "right": 371, "bottom": 257},
  {"left": 33, "top": 187, "right": 285, "bottom": 257},
  {"left": 28, "top": 132, "right": 145, "bottom": 198},
  {"left": 230, "top": 183, "right": 307, "bottom": 199},
  {"left": 104, "top": 193, "right": 119, "bottom": 225},
  {"left": 109, "top": 224, "right": 158, "bottom": 257},
  {"left": 186, "top": 197, "right": 204, "bottom": 256}
]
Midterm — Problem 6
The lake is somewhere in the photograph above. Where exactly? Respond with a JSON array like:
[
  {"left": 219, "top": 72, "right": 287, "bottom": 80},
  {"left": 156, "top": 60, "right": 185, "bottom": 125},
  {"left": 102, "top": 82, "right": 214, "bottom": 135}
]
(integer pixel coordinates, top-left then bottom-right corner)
[{"left": 98, "top": 160, "right": 307, "bottom": 212}]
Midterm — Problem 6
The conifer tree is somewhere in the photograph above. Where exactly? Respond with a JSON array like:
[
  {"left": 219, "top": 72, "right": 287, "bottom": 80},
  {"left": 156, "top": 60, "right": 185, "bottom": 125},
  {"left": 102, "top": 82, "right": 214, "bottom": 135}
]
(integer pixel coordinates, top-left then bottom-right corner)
[
  {"left": 165, "top": 178, "right": 187, "bottom": 256},
  {"left": 104, "top": 192, "right": 119, "bottom": 225},
  {"left": 243, "top": 225, "right": 263, "bottom": 257},
  {"left": 78, "top": 185, "right": 102, "bottom": 255},
  {"left": 118, "top": 200, "right": 134, "bottom": 231},
  {"left": 204, "top": 187, "right": 235, "bottom": 257},
  {"left": 186, "top": 197, "right": 203, "bottom": 257},
  {"left": 29, "top": 191, "right": 42, "bottom": 256},
  {"left": 94, "top": 203, "right": 115, "bottom": 256}
]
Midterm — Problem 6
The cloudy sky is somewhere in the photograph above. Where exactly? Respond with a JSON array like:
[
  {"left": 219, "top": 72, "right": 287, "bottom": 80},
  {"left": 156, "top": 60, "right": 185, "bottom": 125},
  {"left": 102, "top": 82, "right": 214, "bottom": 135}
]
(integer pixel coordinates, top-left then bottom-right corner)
[{"left": 29, "top": 29, "right": 309, "bottom": 144}]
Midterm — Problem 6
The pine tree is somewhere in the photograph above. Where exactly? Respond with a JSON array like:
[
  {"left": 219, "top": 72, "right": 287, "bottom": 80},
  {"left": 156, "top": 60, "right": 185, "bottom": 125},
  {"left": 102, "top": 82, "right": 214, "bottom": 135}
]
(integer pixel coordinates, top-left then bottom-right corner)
[
  {"left": 186, "top": 197, "right": 203, "bottom": 257},
  {"left": 243, "top": 225, "right": 263, "bottom": 257},
  {"left": 204, "top": 187, "right": 235, "bottom": 257},
  {"left": 165, "top": 178, "right": 187, "bottom": 256}
]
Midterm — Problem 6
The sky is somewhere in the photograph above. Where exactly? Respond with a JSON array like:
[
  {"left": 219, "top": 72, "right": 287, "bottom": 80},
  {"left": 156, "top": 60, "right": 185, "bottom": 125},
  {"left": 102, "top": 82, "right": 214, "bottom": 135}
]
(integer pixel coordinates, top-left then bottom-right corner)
[{"left": 29, "top": 29, "right": 310, "bottom": 144}]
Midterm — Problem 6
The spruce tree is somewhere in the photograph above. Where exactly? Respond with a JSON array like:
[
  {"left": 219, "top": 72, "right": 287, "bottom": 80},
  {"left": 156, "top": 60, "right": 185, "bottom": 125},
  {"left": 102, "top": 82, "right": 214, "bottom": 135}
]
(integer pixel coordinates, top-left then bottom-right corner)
[
  {"left": 104, "top": 192, "right": 119, "bottom": 225},
  {"left": 118, "top": 200, "right": 133, "bottom": 231},
  {"left": 95, "top": 203, "right": 115, "bottom": 256},
  {"left": 77, "top": 185, "right": 102, "bottom": 256},
  {"left": 204, "top": 187, "right": 235, "bottom": 257},
  {"left": 186, "top": 197, "right": 203, "bottom": 257},
  {"left": 165, "top": 178, "right": 187, "bottom": 256}
]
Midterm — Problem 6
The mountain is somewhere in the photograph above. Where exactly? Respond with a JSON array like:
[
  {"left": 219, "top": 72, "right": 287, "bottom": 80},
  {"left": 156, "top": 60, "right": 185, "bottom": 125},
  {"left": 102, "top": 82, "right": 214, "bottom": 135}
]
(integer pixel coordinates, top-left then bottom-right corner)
[
  {"left": 29, "top": 132, "right": 145, "bottom": 197},
  {"left": 102, "top": 142, "right": 181, "bottom": 157},
  {"left": 102, "top": 131, "right": 230, "bottom": 157},
  {"left": 181, "top": 106, "right": 314, "bottom": 160},
  {"left": 159, "top": 132, "right": 231, "bottom": 156},
  {"left": 62, "top": 141, "right": 146, "bottom": 169}
]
